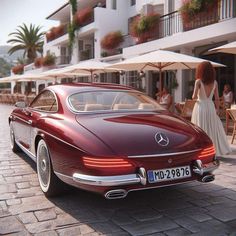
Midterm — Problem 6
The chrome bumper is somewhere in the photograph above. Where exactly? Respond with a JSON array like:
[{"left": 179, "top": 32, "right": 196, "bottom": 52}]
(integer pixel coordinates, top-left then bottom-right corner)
[
  {"left": 193, "top": 159, "right": 220, "bottom": 176},
  {"left": 73, "top": 167, "right": 147, "bottom": 187}
]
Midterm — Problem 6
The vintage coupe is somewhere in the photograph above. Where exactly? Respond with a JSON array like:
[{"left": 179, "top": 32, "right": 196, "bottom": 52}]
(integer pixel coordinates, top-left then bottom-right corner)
[{"left": 9, "top": 83, "right": 219, "bottom": 199}]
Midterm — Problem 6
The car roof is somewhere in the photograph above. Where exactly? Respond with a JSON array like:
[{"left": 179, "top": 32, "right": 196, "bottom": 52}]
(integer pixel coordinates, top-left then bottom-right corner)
[{"left": 47, "top": 83, "right": 135, "bottom": 96}]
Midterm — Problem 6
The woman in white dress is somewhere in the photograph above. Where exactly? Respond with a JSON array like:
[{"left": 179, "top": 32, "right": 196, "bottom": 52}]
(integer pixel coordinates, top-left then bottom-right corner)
[{"left": 191, "top": 61, "right": 231, "bottom": 156}]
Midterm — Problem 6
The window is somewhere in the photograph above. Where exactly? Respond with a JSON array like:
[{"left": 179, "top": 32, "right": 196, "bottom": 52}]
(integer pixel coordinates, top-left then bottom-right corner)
[
  {"left": 68, "top": 90, "right": 163, "bottom": 112},
  {"left": 111, "top": 0, "right": 117, "bottom": 10},
  {"left": 131, "top": 0, "right": 136, "bottom": 6},
  {"left": 30, "top": 90, "right": 58, "bottom": 112}
]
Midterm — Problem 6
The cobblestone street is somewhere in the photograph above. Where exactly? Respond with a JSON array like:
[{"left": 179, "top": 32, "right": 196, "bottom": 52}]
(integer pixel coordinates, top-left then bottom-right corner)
[{"left": 1, "top": 104, "right": 236, "bottom": 235}]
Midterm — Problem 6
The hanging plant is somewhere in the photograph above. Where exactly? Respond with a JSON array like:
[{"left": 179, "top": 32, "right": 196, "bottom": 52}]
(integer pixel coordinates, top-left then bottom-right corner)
[
  {"left": 68, "top": 22, "right": 78, "bottom": 50},
  {"left": 101, "top": 31, "right": 124, "bottom": 50},
  {"left": 69, "top": 0, "right": 77, "bottom": 15},
  {"left": 131, "top": 14, "right": 160, "bottom": 43},
  {"left": 68, "top": 0, "right": 78, "bottom": 51},
  {"left": 12, "top": 64, "right": 24, "bottom": 75}
]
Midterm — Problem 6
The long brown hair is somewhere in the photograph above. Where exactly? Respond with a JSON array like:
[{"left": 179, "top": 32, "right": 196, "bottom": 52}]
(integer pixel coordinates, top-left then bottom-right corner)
[{"left": 196, "top": 61, "right": 215, "bottom": 85}]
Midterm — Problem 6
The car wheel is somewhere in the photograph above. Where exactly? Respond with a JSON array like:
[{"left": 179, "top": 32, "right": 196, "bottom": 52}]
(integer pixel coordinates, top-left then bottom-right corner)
[
  {"left": 37, "top": 139, "right": 63, "bottom": 197},
  {"left": 10, "top": 122, "right": 21, "bottom": 153}
]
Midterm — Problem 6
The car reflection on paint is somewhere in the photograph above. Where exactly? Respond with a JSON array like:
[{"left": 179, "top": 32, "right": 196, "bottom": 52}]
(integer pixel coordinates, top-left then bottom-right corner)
[{"left": 9, "top": 83, "right": 219, "bottom": 199}]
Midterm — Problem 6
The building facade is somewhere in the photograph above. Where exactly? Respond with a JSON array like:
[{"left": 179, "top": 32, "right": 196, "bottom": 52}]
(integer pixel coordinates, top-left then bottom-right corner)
[{"left": 43, "top": 0, "right": 236, "bottom": 103}]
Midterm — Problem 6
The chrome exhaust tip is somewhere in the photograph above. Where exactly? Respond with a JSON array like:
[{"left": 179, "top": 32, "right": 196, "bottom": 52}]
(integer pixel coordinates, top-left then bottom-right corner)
[
  {"left": 105, "top": 189, "right": 127, "bottom": 199},
  {"left": 201, "top": 175, "right": 215, "bottom": 183}
]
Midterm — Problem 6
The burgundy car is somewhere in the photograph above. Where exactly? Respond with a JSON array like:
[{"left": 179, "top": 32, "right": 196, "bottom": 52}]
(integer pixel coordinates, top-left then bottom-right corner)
[{"left": 9, "top": 83, "right": 219, "bottom": 199}]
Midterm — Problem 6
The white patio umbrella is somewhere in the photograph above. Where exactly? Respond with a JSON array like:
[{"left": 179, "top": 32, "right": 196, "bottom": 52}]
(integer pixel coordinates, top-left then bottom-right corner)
[
  {"left": 209, "top": 41, "right": 236, "bottom": 54},
  {"left": 41, "top": 68, "right": 88, "bottom": 83},
  {"left": 61, "top": 60, "right": 117, "bottom": 82},
  {"left": 108, "top": 50, "right": 225, "bottom": 90}
]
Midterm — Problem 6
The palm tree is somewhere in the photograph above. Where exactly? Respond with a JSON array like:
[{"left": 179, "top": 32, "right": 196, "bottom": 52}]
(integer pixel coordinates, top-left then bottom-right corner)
[{"left": 7, "top": 23, "right": 44, "bottom": 63}]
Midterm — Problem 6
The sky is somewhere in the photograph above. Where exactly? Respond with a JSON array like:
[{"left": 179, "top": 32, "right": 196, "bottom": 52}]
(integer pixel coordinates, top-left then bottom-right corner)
[{"left": 0, "top": 0, "right": 68, "bottom": 46}]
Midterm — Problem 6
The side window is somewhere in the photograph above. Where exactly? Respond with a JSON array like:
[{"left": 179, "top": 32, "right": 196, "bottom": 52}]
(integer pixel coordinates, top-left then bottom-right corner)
[{"left": 30, "top": 90, "right": 57, "bottom": 112}]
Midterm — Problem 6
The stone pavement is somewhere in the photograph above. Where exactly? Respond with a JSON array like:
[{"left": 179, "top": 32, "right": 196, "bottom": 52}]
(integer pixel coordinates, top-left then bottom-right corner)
[{"left": 1, "top": 104, "right": 236, "bottom": 236}]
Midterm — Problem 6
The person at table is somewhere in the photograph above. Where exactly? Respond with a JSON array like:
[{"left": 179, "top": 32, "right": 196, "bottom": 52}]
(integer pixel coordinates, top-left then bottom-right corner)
[
  {"left": 157, "top": 87, "right": 172, "bottom": 110},
  {"left": 191, "top": 61, "right": 231, "bottom": 156},
  {"left": 221, "top": 84, "right": 234, "bottom": 108}
]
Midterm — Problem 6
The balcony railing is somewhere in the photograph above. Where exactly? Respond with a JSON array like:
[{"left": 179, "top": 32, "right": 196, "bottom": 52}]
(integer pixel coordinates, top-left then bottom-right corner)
[
  {"left": 56, "top": 55, "right": 71, "bottom": 65},
  {"left": 46, "top": 24, "right": 69, "bottom": 43},
  {"left": 79, "top": 48, "right": 94, "bottom": 61},
  {"left": 156, "top": 0, "right": 235, "bottom": 39},
  {"left": 126, "top": 0, "right": 235, "bottom": 46}
]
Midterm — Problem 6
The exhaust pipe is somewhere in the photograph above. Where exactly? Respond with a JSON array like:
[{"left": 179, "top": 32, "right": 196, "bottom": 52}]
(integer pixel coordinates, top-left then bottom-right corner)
[
  {"left": 105, "top": 189, "right": 127, "bottom": 199},
  {"left": 201, "top": 175, "right": 215, "bottom": 183}
]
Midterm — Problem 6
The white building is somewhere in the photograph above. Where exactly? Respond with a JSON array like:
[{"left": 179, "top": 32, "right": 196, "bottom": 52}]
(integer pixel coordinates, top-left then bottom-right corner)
[{"left": 43, "top": 0, "right": 236, "bottom": 102}]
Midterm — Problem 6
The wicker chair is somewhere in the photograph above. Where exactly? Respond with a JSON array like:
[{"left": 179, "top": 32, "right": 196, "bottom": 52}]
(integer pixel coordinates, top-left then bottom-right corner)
[
  {"left": 180, "top": 99, "right": 196, "bottom": 120},
  {"left": 227, "top": 109, "right": 236, "bottom": 144}
]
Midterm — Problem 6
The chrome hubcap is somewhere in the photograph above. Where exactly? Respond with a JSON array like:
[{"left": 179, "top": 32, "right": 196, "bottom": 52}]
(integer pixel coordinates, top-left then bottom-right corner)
[
  {"left": 10, "top": 126, "right": 14, "bottom": 148},
  {"left": 38, "top": 145, "right": 50, "bottom": 188}
]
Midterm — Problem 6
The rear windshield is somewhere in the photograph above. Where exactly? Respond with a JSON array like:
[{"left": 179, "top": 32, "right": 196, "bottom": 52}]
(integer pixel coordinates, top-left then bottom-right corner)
[{"left": 67, "top": 90, "right": 164, "bottom": 112}]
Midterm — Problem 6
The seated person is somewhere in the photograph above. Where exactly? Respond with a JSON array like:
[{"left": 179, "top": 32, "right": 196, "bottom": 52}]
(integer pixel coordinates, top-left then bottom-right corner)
[
  {"left": 221, "top": 84, "right": 234, "bottom": 108},
  {"left": 157, "top": 87, "right": 172, "bottom": 110}
]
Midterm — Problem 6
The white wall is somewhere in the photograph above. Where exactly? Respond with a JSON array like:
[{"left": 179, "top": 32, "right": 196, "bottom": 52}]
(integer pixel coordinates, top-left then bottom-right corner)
[{"left": 94, "top": 3, "right": 129, "bottom": 59}]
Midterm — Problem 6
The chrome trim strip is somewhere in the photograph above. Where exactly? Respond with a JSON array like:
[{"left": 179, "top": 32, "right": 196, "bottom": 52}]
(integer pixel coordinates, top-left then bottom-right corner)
[
  {"left": 54, "top": 171, "right": 73, "bottom": 180},
  {"left": 14, "top": 115, "right": 32, "bottom": 125},
  {"left": 73, "top": 173, "right": 141, "bottom": 186},
  {"left": 128, "top": 149, "right": 202, "bottom": 158},
  {"left": 16, "top": 140, "right": 36, "bottom": 162}
]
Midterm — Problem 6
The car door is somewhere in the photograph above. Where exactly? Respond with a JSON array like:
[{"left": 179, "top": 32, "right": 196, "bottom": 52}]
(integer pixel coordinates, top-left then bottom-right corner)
[{"left": 12, "top": 90, "right": 58, "bottom": 155}]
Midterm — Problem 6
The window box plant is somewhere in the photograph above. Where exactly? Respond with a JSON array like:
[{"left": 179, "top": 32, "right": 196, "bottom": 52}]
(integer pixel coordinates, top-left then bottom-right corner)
[
  {"left": 34, "top": 57, "right": 43, "bottom": 68},
  {"left": 12, "top": 64, "right": 24, "bottom": 75},
  {"left": 74, "top": 8, "right": 93, "bottom": 27},
  {"left": 101, "top": 31, "right": 124, "bottom": 51},
  {"left": 130, "top": 13, "right": 160, "bottom": 44},
  {"left": 42, "top": 53, "right": 56, "bottom": 67},
  {"left": 180, "top": 0, "right": 219, "bottom": 31}
]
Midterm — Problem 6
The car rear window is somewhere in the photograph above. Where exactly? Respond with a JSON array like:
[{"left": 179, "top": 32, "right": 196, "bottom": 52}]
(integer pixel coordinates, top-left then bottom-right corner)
[{"left": 67, "top": 90, "right": 164, "bottom": 112}]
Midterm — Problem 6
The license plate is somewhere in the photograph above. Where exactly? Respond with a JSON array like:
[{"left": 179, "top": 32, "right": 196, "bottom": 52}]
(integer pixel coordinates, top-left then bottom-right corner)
[{"left": 147, "top": 166, "right": 191, "bottom": 183}]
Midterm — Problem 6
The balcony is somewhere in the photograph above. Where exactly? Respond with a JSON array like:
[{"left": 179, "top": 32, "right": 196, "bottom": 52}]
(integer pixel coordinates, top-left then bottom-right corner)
[
  {"left": 46, "top": 24, "right": 69, "bottom": 43},
  {"left": 153, "top": 0, "right": 235, "bottom": 40}
]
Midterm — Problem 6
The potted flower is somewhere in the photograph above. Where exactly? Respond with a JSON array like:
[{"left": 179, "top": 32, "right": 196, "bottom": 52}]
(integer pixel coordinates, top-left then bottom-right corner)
[
  {"left": 101, "top": 31, "right": 124, "bottom": 56},
  {"left": 180, "top": 0, "right": 219, "bottom": 31},
  {"left": 12, "top": 64, "right": 24, "bottom": 75},
  {"left": 42, "top": 53, "right": 56, "bottom": 67},
  {"left": 54, "top": 24, "right": 65, "bottom": 37},
  {"left": 130, "top": 13, "right": 160, "bottom": 44},
  {"left": 74, "top": 8, "right": 93, "bottom": 27},
  {"left": 46, "top": 31, "right": 55, "bottom": 42},
  {"left": 34, "top": 57, "right": 43, "bottom": 68}
]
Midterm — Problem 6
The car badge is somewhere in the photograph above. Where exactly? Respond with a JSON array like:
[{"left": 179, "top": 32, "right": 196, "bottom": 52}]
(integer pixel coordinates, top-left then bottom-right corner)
[
  {"left": 155, "top": 133, "right": 169, "bottom": 146},
  {"left": 168, "top": 158, "right": 172, "bottom": 164}
]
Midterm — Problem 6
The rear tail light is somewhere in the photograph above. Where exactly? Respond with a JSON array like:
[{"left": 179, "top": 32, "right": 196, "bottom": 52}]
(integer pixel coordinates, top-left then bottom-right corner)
[
  {"left": 82, "top": 156, "right": 133, "bottom": 169},
  {"left": 198, "top": 145, "right": 215, "bottom": 159}
]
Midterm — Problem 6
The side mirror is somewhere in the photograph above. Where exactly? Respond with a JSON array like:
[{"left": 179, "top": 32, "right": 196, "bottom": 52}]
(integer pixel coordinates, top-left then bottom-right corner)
[{"left": 15, "top": 101, "right": 27, "bottom": 109}]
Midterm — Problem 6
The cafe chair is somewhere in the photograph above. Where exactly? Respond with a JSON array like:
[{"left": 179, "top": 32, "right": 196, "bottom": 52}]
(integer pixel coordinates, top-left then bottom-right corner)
[
  {"left": 227, "top": 109, "right": 236, "bottom": 144},
  {"left": 180, "top": 99, "right": 196, "bottom": 120}
]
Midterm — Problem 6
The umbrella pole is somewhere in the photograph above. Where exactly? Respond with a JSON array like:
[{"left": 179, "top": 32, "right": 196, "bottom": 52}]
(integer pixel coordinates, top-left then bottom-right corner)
[
  {"left": 91, "top": 71, "right": 93, "bottom": 83},
  {"left": 159, "top": 68, "right": 162, "bottom": 92}
]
